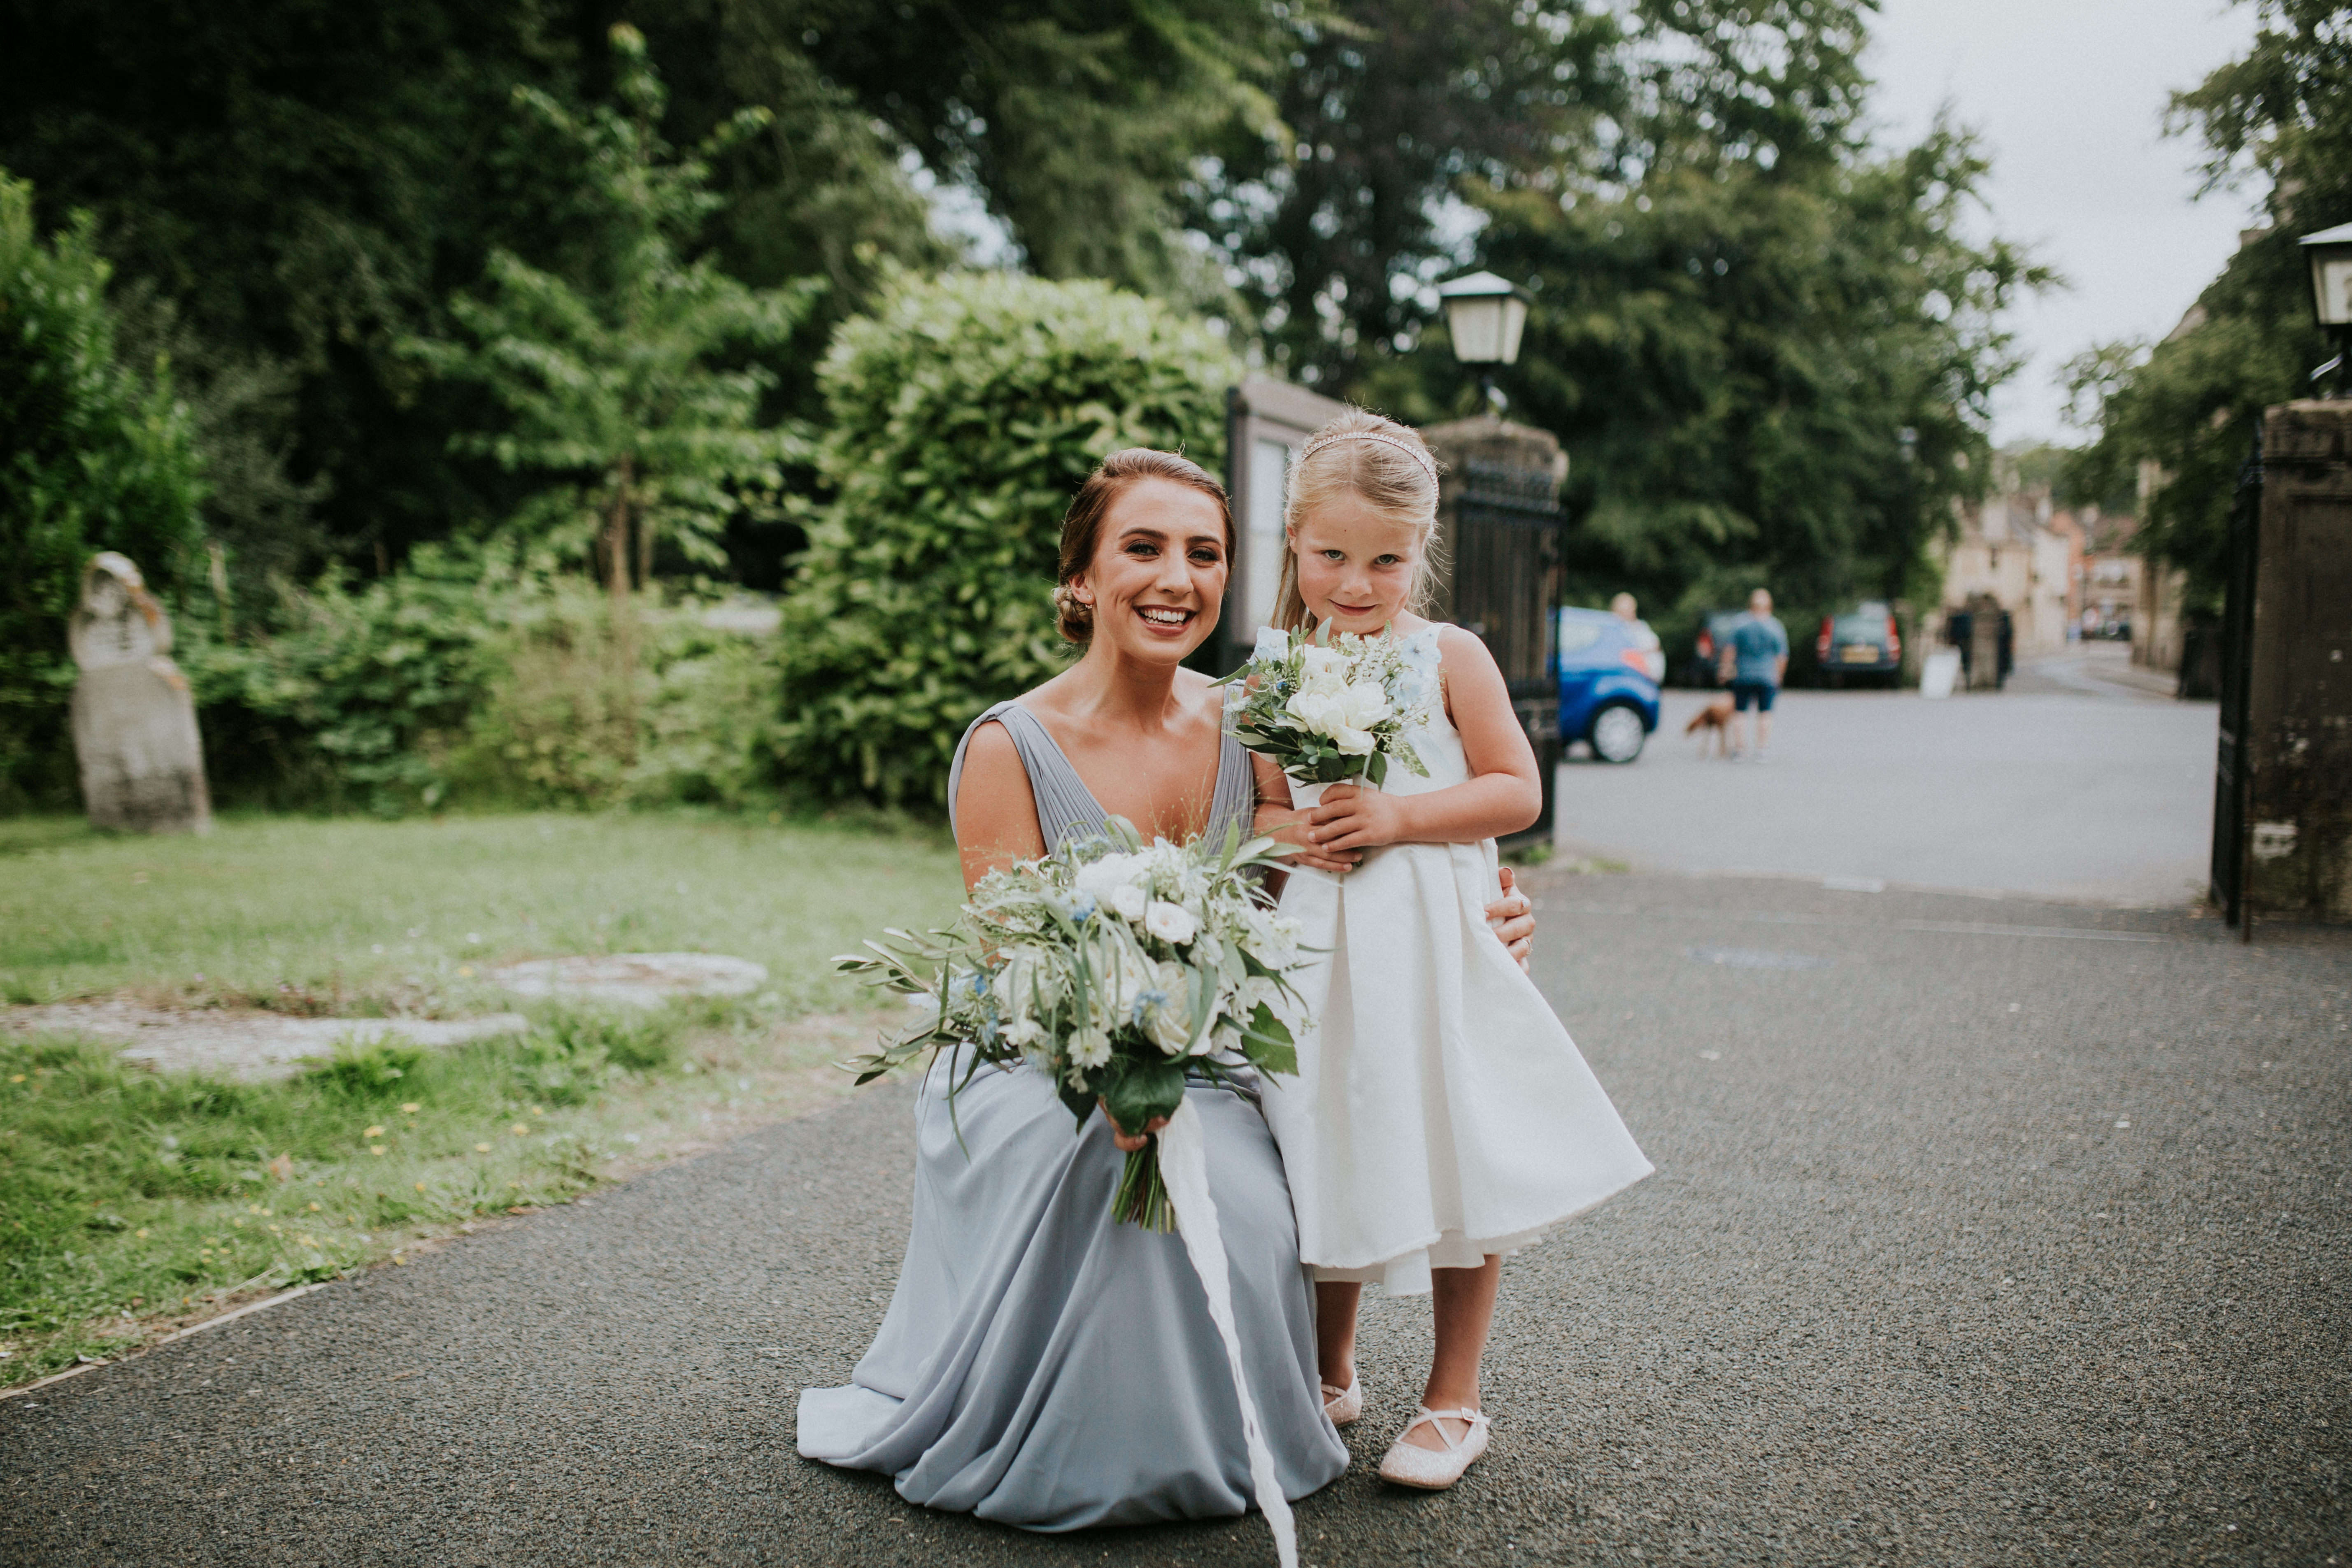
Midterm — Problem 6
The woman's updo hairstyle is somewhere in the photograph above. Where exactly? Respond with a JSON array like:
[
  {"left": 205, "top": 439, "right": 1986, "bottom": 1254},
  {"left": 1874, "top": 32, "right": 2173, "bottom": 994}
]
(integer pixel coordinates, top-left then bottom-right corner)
[
  {"left": 1271, "top": 407, "right": 1445, "bottom": 633},
  {"left": 1052, "top": 448, "right": 1235, "bottom": 646}
]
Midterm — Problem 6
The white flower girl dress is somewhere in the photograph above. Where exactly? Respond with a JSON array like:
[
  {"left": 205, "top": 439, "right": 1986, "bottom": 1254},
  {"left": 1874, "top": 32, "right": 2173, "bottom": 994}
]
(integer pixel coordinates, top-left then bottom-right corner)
[{"left": 1262, "top": 684, "right": 1653, "bottom": 1294}]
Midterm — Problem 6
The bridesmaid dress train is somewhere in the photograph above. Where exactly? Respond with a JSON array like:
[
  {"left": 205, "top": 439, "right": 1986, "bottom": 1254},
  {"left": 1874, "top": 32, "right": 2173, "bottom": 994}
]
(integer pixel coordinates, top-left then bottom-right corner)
[{"left": 795, "top": 700, "right": 1348, "bottom": 1531}]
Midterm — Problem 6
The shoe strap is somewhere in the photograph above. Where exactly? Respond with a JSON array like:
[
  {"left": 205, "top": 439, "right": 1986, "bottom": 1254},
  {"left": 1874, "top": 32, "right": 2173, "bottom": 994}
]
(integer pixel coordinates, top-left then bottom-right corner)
[
  {"left": 1400, "top": 1405, "right": 1484, "bottom": 1452},
  {"left": 1321, "top": 1382, "right": 1350, "bottom": 1399}
]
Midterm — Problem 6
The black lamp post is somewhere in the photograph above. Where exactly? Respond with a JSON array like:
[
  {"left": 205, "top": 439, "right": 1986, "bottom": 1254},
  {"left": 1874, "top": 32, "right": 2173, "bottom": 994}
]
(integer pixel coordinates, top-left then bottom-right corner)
[
  {"left": 1438, "top": 271, "right": 1531, "bottom": 413},
  {"left": 2301, "top": 222, "right": 2352, "bottom": 398}
]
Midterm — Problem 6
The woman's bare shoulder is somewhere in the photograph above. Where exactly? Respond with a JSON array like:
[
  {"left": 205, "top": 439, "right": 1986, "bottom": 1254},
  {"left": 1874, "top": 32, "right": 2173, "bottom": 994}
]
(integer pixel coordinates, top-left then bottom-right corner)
[{"left": 954, "top": 717, "right": 1045, "bottom": 873}]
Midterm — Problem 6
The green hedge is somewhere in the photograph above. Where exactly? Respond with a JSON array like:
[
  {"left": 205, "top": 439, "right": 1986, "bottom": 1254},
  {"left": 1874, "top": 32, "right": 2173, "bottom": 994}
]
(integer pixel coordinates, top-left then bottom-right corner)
[
  {"left": 186, "top": 550, "right": 781, "bottom": 816},
  {"left": 775, "top": 271, "right": 1237, "bottom": 806}
]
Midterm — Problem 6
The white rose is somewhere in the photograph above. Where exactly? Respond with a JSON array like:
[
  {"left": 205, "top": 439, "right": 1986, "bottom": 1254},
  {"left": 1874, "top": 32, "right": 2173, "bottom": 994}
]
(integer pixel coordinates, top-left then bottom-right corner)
[
  {"left": 1252, "top": 626, "right": 1292, "bottom": 663},
  {"left": 1300, "top": 648, "right": 1350, "bottom": 696},
  {"left": 1142, "top": 962, "right": 1198, "bottom": 1055},
  {"left": 1284, "top": 688, "right": 1334, "bottom": 734},
  {"left": 1329, "top": 721, "right": 1376, "bottom": 755},
  {"left": 1143, "top": 899, "right": 1199, "bottom": 945},
  {"left": 1110, "top": 884, "right": 1149, "bottom": 922},
  {"left": 1087, "top": 942, "right": 1139, "bottom": 1019},
  {"left": 1075, "top": 851, "right": 1145, "bottom": 902},
  {"left": 1338, "top": 680, "right": 1391, "bottom": 730}
]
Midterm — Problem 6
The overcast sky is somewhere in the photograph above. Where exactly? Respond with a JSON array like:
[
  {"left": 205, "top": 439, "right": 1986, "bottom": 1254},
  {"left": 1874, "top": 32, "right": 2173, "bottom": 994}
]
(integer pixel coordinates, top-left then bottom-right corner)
[{"left": 1863, "top": 0, "right": 2265, "bottom": 449}]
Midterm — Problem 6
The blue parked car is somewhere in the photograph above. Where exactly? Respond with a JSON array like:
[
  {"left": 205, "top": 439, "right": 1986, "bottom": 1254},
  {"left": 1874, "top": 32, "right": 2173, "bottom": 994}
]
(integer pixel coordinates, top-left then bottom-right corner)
[{"left": 1557, "top": 607, "right": 1661, "bottom": 763}]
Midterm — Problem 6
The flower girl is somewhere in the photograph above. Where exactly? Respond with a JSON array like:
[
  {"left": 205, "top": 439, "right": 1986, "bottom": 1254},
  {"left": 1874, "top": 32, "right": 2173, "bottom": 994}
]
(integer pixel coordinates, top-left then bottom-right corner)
[{"left": 1247, "top": 409, "right": 1652, "bottom": 1490}]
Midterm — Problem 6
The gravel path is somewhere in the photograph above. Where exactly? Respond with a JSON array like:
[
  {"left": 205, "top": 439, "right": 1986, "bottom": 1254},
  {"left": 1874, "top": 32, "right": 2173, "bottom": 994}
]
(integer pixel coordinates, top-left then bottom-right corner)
[{"left": 5, "top": 872, "right": 2345, "bottom": 1565}]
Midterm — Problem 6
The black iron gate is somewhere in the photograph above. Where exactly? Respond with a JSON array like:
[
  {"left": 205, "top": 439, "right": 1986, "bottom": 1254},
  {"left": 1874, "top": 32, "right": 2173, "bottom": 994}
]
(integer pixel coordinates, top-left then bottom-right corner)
[
  {"left": 2210, "top": 424, "right": 2262, "bottom": 931},
  {"left": 1449, "top": 458, "right": 1564, "bottom": 849}
]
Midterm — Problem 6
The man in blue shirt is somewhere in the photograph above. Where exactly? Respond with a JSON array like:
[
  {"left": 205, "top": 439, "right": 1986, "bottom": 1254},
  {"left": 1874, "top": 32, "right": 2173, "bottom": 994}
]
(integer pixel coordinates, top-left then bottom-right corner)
[{"left": 1719, "top": 588, "right": 1788, "bottom": 761}]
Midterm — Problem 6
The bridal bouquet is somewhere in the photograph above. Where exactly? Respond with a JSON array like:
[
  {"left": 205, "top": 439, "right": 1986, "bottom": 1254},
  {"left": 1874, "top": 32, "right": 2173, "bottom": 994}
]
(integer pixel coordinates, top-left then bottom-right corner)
[
  {"left": 835, "top": 820, "right": 1311, "bottom": 1229},
  {"left": 1219, "top": 623, "right": 1441, "bottom": 788}
]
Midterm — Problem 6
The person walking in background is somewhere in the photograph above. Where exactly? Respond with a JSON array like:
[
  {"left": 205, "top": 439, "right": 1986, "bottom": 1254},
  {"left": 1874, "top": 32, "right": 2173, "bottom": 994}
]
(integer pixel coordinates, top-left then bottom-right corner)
[
  {"left": 1610, "top": 593, "right": 1665, "bottom": 682},
  {"left": 1718, "top": 588, "right": 1787, "bottom": 761}
]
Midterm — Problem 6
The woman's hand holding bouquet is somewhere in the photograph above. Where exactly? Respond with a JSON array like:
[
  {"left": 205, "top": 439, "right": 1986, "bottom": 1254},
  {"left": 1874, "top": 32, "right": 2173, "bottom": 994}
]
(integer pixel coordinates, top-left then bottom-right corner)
[{"left": 835, "top": 819, "right": 1311, "bottom": 1229}]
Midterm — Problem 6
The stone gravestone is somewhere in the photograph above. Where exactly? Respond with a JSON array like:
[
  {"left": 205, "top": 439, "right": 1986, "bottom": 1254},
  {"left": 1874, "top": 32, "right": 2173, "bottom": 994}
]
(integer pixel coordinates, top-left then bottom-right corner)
[{"left": 69, "top": 552, "right": 212, "bottom": 834}]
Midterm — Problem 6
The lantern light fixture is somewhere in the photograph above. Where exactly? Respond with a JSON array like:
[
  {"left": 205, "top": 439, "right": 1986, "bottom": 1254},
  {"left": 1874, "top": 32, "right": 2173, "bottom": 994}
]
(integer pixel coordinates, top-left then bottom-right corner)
[
  {"left": 1438, "top": 270, "right": 1532, "bottom": 412},
  {"left": 2298, "top": 222, "right": 2352, "bottom": 398}
]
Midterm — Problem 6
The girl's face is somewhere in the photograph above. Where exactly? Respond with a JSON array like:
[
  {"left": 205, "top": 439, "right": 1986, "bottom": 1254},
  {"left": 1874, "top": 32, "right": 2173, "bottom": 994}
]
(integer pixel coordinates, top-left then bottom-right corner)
[
  {"left": 1070, "top": 477, "right": 1228, "bottom": 665},
  {"left": 1289, "top": 489, "right": 1424, "bottom": 635}
]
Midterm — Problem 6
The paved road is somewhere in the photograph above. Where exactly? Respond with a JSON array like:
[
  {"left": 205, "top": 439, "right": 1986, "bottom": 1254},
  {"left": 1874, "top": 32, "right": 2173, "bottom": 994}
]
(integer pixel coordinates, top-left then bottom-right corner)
[
  {"left": 1558, "top": 645, "right": 2217, "bottom": 907},
  {"left": 7, "top": 871, "right": 2345, "bottom": 1565}
]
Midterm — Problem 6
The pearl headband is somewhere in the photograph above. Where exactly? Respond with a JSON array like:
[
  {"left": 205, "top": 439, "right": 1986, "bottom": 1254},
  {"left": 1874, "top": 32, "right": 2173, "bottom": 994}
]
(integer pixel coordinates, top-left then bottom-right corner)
[{"left": 1297, "top": 428, "right": 1438, "bottom": 483}]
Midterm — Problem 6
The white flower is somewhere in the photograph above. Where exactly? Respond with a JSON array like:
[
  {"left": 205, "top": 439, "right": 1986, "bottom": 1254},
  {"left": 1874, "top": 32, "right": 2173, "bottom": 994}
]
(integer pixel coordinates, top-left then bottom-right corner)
[
  {"left": 1137, "top": 959, "right": 1197, "bottom": 1055},
  {"left": 1088, "top": 938, "right": 1152, "bottom": 1020},
  {"left": 1252, "top": 626, "right": 1291, "bottom": 662},
  {"left": 1285, "top": 688, "right": 1339, "bottom": 735},
  {"left": 1110, "top": 884, "right": 1149, "bottom": 922},
  {"left": 1075, "top": 851, "right": 1146, "bottom": 902},
  {"left": 1338, "top": 680, "right": 1391, "bottom": 730},
  {"left": 1300, "top": 645, "right": 1350, "bottom": 694},
  {"left": 1143, "top": 899, "right": 1199, "bottom": 945},
  {"left": 1068, "top": 1026, "right": 1112, "bottom": 1069},
  {"left": 991, "top": 945, "right": 1064, "bottom": 1017}
]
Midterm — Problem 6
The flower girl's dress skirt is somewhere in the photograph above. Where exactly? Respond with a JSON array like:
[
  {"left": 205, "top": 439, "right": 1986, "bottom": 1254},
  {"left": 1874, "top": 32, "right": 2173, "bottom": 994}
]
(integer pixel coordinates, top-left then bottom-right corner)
[
  {"left": 1264, "top": 711, "right": 1654, "bottom": 1296},
  {"left": 796, "top": 1049, "right": 1347, "bottom": 1530}
]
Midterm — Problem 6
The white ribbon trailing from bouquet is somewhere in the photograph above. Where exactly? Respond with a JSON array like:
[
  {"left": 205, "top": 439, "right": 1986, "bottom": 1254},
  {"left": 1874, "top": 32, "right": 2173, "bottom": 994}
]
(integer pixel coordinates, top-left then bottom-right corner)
[{"left": 1156, "top": 1096, "right": 1298, "bottom": 1568}]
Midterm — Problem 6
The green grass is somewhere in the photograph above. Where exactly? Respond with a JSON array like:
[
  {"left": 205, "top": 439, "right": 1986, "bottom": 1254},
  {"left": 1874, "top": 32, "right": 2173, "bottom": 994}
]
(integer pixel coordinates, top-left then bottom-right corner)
[
  {"left": 0, "top": 808, "right": 965, "bottom": 1385},
  {"left": 0, "top": 808, "right": 959, "bottom": 1014}
]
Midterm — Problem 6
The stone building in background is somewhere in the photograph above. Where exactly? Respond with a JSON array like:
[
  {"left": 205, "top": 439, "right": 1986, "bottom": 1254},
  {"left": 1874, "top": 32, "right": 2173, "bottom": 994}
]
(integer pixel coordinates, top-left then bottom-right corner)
[{"left": 1932, "top": 485, "right": 2073, "bottom": 661}]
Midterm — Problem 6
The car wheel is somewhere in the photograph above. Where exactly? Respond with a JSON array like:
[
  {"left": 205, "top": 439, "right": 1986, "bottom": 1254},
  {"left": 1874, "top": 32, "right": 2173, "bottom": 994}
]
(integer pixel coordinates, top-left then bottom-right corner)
[{"left": 1589, "top": 703, "right": 1647, "bottom": 763}]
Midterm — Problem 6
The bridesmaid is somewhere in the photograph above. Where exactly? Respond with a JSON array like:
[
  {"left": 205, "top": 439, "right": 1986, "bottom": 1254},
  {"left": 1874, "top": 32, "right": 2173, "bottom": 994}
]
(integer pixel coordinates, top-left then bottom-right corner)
[{"left": 795, "top": 448, "right": 1537, "bottom": 1531}]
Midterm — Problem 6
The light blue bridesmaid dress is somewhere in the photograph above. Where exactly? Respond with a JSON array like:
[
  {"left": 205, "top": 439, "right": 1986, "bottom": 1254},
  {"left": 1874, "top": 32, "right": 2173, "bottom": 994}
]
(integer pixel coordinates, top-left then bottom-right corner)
[{"left": 795, "top": 700, "right": 1348, "bottom": 1531}]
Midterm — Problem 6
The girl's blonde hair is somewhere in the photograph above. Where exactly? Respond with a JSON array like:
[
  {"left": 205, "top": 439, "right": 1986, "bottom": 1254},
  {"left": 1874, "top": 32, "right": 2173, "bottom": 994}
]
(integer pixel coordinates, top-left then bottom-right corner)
[{"left": 1270, "top": 408, "right": 1446, "bottom": 632}]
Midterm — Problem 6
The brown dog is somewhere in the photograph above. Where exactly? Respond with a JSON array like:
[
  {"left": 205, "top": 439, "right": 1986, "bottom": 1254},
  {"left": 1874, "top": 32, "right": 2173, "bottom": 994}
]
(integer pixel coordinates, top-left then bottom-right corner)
[{"left": 1684, "top": 696, "right": 1735, "bottom": 757}]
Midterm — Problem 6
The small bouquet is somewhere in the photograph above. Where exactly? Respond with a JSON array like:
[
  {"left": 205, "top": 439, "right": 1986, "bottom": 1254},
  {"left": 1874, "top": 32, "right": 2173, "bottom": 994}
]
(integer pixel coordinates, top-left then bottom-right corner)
[
  {"left": 1218, "top": 623, "right": 1442, "bottom": 789},
  {"left": 835, "top": 820, "right": 1312, "bottom": 1229}
]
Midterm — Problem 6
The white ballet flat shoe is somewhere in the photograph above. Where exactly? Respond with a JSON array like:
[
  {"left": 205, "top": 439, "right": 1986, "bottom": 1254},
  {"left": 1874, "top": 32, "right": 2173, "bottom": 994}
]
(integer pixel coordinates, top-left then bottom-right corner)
[
  {"left": 1376, "top": 1406, "right": 1490, "bottom": 1490},
  {"left": 1321, "top": 1378, "right": 1361, "bottom": 1426}
]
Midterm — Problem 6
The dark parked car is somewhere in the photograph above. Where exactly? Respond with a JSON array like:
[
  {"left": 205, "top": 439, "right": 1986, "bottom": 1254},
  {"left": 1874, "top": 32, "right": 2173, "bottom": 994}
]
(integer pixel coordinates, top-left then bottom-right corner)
[
  {"left": 1815, "top": 602, "right": 1903, "bottom": 688},
  {"left": 1689, "top": 611, "right": 1745, "bottom": 687},
  {"left": 1558, "top": 607, "right": 1661, "bottom": 763}
]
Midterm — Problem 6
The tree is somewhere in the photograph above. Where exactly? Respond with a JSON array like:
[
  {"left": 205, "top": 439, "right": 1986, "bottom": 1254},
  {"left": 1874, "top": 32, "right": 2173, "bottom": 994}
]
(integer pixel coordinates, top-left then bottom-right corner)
[
  {"left": 404, "top": 26, "right": 818, "bottom": 608},
  {"left": 0, "top": 1, "right": 935, "bottom": 584},
  {"left": 1183, "top": 0, "right": 1622, "bottom": 389},
  {"left": 0, "top": 170, "right": 206, "bottom": 806},
  {"left": 1449, "top": 3, "right": 2045, "bottom": 632},
  {"left": 2066, "top": 0, "right": 2351, "bottom": 612},
  {"left": 776, "top": 271, "right": 1235, "bottom": 805},
  {"left": 642, "top": 0, "right": 1287, "bottom": 304}
]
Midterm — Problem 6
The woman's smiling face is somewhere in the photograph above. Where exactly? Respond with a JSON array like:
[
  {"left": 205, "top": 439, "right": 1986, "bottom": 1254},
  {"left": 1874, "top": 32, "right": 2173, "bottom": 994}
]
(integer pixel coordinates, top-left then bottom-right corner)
[
  {"left": 1072, "top": 476, "right": 1229, "bottom": 663},
  {"left": 1289, "top": 489, "right": 1424, "bottom": 634}
]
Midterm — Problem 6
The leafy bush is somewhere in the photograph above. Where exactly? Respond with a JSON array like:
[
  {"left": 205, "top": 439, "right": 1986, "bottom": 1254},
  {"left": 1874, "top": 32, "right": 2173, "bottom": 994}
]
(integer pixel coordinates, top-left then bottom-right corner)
[
  {"left": 454, "top": 579, "right": 783, "bottom": 810},
  {"left": 775, "top": 271, "right": 1236, "bottom": 806},
  {"left": 0, "top": 170, "right": 208, "bottom": 809},
  {"left": 183, "top": 547, "right": 782, "bottom": 814}
]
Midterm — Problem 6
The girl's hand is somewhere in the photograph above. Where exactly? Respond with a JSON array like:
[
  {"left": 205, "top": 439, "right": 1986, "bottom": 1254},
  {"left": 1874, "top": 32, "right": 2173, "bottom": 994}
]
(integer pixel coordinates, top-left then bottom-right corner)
[
  {"left": 1307, "top": 782, "right": 1414, "bottom": 854},
  {"left": 1100, "top": 1101, "right": 1170, "bottom": 1153},
  {"left": 1256, "top": 801, "right": 1361, "bottom": 875},
  {"left": 1487, "top": 864, "right": 1534, "bottom": 967}
]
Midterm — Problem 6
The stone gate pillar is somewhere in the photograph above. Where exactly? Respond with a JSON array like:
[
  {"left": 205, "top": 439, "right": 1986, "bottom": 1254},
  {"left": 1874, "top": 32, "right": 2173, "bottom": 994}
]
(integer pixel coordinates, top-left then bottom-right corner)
[
  {"left": 2240, "top": 401, "right": 2352, "bottom": 925},
  {"left": 70, "top": 552, "right": 212, "bottom": 834},
  {"left": 1421, "top": 414, "right": 1568, "bottom": 851}
]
